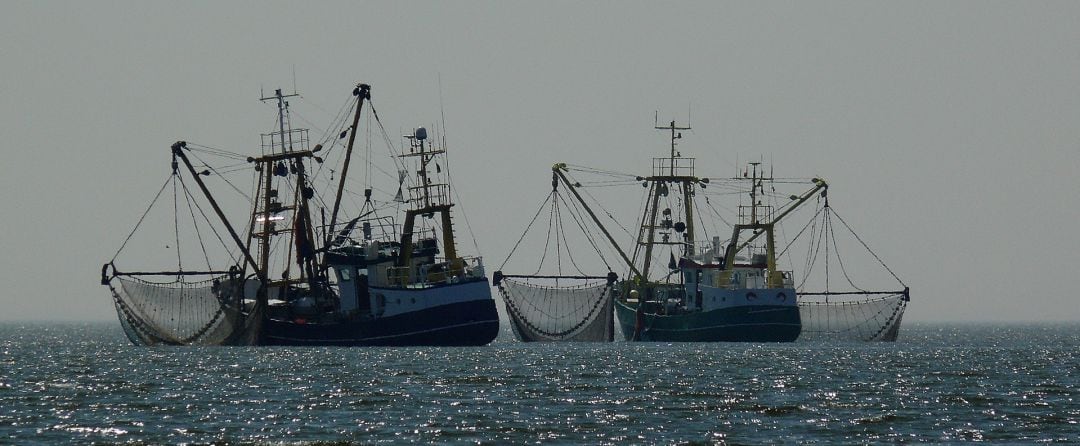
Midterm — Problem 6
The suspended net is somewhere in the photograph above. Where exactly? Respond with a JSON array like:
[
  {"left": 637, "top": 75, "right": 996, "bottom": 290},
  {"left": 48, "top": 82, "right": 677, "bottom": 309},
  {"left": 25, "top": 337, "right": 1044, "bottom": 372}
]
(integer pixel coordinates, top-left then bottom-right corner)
[
  {"left": 105, "top": 268, "right": 258, "bottom": 345},
  {"left": 776, "top": 197, "right": 912, "bottom": 342},
  {"left": 497, "top": 275, "right": 615, "bottom": 342},
  {"left": 797, "top": 291, "right": 908, "bottom": 342}
]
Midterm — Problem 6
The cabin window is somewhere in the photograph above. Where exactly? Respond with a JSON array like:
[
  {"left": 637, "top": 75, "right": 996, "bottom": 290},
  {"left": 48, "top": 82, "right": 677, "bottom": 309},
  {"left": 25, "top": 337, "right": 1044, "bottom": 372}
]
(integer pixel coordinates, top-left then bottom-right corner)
[{"left": 340, "top": 268, "right": 352, "bottom": 281}]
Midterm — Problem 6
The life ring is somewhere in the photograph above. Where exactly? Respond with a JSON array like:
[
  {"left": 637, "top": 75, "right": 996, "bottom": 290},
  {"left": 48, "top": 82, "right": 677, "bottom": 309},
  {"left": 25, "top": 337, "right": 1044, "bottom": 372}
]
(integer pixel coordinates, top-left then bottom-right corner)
[{"left": 746, "top": 292, "right": 758, "bottom": 301}]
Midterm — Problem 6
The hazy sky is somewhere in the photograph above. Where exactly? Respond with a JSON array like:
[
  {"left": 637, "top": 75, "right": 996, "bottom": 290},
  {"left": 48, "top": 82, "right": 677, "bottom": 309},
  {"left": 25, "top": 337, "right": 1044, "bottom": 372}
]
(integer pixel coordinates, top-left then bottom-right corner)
[{"left": 2, "top": 1, "right": 1079, "bottom": 323}]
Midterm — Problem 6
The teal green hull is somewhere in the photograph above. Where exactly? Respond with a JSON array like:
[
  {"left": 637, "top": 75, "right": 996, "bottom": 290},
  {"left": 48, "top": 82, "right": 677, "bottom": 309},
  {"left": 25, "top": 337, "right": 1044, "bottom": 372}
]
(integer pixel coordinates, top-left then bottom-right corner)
[{"left": 614, "top": 299, "right": 801, "bottom": 342}]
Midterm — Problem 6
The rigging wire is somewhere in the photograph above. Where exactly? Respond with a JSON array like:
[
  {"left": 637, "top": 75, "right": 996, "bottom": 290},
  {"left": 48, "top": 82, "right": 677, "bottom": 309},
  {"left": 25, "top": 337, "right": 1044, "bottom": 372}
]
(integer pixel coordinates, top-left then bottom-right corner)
[
  {"left": 172, "top": 176, "right": 183, "bottom": 274},
  {"left": 432, "top": 76, "right": 481, "bottom": 256},
  {"left": 829, "top": 206, "right": 907, "bottom": 287},
  {"left": 555, "top": 191, "right": 610, "bottom": 273},
  {"left": 777, "top": 204, "right": 825, "bottom": 259},
  {"left": 188, "top": 152, "right": 254, "bottom": 203},
  {"left": 435, "top": 136, "right": 483, "bottom": 257},
  {"left": 579, "top": 185, "right": 636, "bottom": 239},
  {"left": 827, "top": 208, "right": 867, "bottom": 292},
  {"left": 185, "top": 143, "right": 249, "bottom": 161},
  {"left": 691, "top": 189, "right": 711, "bottom": 251},
  {"left": 553, "top": 195, "right": 563, "bottom": 275},
  {"left": 178, "top": 174, "right": 213, "bottom": 271},
  {"left": 111, "top": 175, "right": 173, "bottom": 262},
  {"left": 310, "top": 95, "right": 356, "bottom": 181},
  {"left": 193, "top": 186, "right": 240, "bottom": 268},
  {"left": 527, "top": 193, "right": 557, "bottom": 276},
  {"left": 498, "top": 191, "right": 554, "bottom": 271},
  {"left": 798, "top": 208, "right": 826, "bottom": 291}
]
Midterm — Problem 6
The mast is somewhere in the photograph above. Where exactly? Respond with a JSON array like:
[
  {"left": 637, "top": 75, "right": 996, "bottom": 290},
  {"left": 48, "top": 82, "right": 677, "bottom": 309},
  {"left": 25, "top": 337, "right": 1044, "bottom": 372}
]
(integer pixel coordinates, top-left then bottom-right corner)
[
  {"left": 396, "top": 127, "right": 459, "bottom": 274},
  {"left": 261, "top": 88, "right": 299, "bottom": 155},
  {"left": 634, "top": 120, "right": 702, "bottom": 282},
  {"left": 749, "top": 162, "right": 760, "bottom": 224},
  {"left": 731, "top": 176, "right": 827, "bottom": 255},
  {"left": 252, "top": 87, "right": 321, "bottom": 290},
  {"left": 327, "top": 84, "right": 371, "bottom": 246},
  {"left": 658, "top": 120, "right": 690, "bottom": 176},
  {"left": 722, "top": 165, "right": 826, "bottom": 287}
]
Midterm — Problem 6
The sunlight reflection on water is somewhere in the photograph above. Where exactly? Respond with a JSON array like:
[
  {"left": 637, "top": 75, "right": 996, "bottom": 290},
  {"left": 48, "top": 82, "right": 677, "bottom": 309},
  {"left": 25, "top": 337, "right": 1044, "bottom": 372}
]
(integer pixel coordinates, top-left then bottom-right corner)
[{"left": 0, "top": 322, "right": 1077, "bottom": 443}]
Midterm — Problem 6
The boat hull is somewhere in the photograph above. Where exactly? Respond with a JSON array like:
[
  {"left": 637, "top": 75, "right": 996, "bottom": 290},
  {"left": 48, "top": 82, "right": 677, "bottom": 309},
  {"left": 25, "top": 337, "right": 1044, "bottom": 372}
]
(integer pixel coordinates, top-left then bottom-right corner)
[
  {"left": 614, "top": 299, "right": 801, "bottom": 342},
  {"left": 261, "top": 281, "right": 500, "bottom": 346}
]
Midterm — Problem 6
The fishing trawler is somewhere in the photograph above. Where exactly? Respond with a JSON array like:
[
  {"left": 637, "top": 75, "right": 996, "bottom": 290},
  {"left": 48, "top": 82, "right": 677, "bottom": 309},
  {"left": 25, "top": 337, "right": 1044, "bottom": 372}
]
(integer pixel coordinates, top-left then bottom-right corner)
[
  {"left": 101, "top": 83, "right": 499, "bottom": 346},
  {"left": 497, "top": 119, "right": 908, "bottom": 342},
  {"left": 611, "top": 151, "right": 824, "bottom": 342},
  {"left": 604, "top": 122, "right": 825, "bottom": 342}
]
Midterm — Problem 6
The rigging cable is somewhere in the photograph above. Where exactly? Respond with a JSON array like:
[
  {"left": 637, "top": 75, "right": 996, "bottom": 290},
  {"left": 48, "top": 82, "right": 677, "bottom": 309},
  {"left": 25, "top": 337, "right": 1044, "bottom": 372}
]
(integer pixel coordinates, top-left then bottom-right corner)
[
  {"left": 560, "top": 189, "right": 613, "bottom": 271},
  {"left": 111, "top": 175, "right": 173, "bottom": 262},
  {"left": 172, "top": 175, "right": 183, "bottom": 275},
  {"left": 189, "top": 152, "right": 254, "bottom": 203},
  {"left": 177, "top": 174, "right": 213, "bottom": 271},
  {"left": 437, "top": 130, "right": 483, "bottom": 258},
  {"left": 829, "top": 207, "right": 907, "bottom": 287},
  {"left": 554, "top": 192, "right": 607, "bottom": 275},
  {"left": 579, "top": 185, "right": 636, "bottom": 239},
  {"left": 178, "top": 172, "right": 241, "bottom": 271},
  {"left": 826, "top": 207, "right": 867, "bottom": 292},
  {"left": 535, "top": 192, "right": 559, "bottom": 276},
  {"left": 497, "top": 191, "right": 554, "bottom": 271},
  {"left": 777, "top": 204, "right": 824, "bottom": 258},
  {"left": 553, "top": 195, "right": 563, "bottom": 275}
]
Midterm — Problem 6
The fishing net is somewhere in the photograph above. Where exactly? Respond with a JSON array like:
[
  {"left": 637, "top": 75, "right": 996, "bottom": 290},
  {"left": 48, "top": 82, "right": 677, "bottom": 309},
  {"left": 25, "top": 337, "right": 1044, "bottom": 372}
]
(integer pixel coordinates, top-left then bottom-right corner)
[
  {"left": 106, "top": 272, "right": 254, "bottom": 345},
  {"left": 797, "top": 292, "right": 908, "bottom": 342},
  {"left": 497, "top": 276, "right": 615, "bottom": 342}
]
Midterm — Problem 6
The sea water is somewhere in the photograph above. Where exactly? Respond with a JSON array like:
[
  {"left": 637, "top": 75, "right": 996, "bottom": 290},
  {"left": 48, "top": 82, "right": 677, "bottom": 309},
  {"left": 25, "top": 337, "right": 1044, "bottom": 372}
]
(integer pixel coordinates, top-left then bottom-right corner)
[{"left": 1, "top": 322, "right": 1077, "bottom": 444}]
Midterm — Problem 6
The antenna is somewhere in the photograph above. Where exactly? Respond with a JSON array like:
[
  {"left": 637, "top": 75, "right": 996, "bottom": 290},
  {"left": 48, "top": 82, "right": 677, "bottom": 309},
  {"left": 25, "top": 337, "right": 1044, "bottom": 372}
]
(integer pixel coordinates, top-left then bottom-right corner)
[
  {"left": 439, "top": 73, "right": 448, "bottom": 151},
  {"left": 260, "top": 88, "right": 300, "bottom": 155},
  {"left": 654, "top": 117, "right": 691, "bottom": 174}
]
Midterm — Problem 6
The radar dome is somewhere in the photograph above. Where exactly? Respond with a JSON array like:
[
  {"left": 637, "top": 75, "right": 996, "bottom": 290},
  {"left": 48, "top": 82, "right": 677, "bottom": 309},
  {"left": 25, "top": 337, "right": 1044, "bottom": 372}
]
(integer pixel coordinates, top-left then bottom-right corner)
[{"left": 415, "top": 127, "right": 427, "bottom": 141}]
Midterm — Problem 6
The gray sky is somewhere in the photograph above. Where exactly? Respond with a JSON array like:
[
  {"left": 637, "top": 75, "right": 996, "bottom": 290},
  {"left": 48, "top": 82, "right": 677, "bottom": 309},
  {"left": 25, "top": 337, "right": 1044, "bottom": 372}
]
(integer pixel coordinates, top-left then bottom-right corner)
[{"left": 2, "top": 1, "right": 1079, "bottom": 322}]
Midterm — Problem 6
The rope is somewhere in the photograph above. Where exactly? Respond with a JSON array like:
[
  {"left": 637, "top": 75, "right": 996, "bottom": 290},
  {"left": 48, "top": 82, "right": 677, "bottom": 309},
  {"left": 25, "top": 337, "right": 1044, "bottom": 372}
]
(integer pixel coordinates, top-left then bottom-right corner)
[
  {"left": 826, "top": 208, "right": 866, "bottom": 292},
  {"left": 178, "top": 174, "right": 213, "bottom": 271},
  {"left": 185, "top": 142, "right": 248, "bottom": 161},
  {"left": 553, "top": 194, "right": 563, "bottom": 275},
  {"left": 778, "top": 204, "right": 823, "bottom": 258},
  {"left": 558, "top": 190, "right": 612, "bottom": 271},
  {"left": 178, "top": 174, "right": 237, "bottom": 271},
  {"left": 435, "top": 113, "right": 484, "bottom": 256},
  {"left": 111, "top": 175, "right": 172, "bottom": 262},
  {"left": 797, "top": 210, "right": 825, "bottom": 291},
  {"left": 500, "top": 191, "right": 555, "bottom": 271},
  {"left": 172, "top": 176, "right": 183, "bottom": 274},
  {"left": 189, "top": 152, "right": 253, "bottom": 203},
  {"left": 829, "top": 207, "right": 907, "bottom": 287},
  {"left": 579, "top": 180, "right": 636, "bottom": 239}
]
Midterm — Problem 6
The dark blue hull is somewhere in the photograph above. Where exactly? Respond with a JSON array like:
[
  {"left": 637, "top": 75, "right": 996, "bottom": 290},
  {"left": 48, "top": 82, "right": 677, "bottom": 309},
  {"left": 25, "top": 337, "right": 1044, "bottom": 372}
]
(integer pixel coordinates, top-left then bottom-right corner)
[
  {"left": 614, "top": 300, "right": 801, "bottom": 342},
  {"left": 262, "top": 298, "right": 500, "bottom": 346}
]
